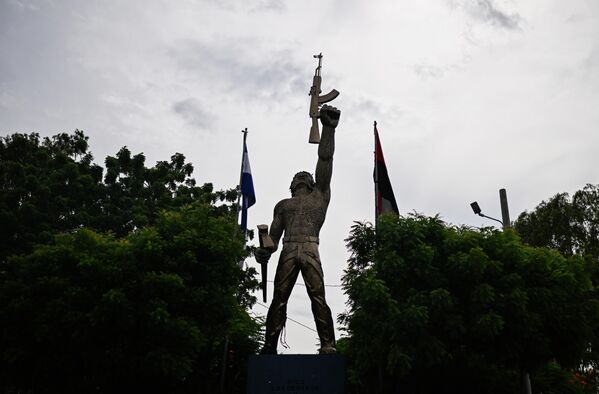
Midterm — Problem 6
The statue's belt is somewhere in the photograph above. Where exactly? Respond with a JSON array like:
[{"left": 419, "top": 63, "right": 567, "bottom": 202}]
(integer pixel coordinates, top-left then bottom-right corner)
[{"left": 283, "top": 236, "right": 319, "bottom": 244}]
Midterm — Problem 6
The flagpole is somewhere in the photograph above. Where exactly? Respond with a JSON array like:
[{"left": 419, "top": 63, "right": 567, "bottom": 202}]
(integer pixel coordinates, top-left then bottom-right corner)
[
  {"left": 236, "top": 128, "right": 248, "bottom": 239},
  {"left": 223, "top": 127, "right": 248, "bottom": 393},
  {"left": 374, "top": 121, "right": 379, "bottom": 229}
]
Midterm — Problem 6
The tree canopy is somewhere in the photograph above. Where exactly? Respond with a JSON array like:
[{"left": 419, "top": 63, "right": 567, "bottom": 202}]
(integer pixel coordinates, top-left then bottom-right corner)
[
  {"left": 340, "top": 214, "right": 599, "bottom": 393},
  {"left": 0, "top": 131, "right": 103, "bottom": 262},
  {"left": 0, "top": 131, "right": 259, "bottom": 393},
  {"left": 515, "top": 184, "right": 599, "bottom": 258},
  {"left": 0, "top": 131, "right": 226, "bottom": 263}
]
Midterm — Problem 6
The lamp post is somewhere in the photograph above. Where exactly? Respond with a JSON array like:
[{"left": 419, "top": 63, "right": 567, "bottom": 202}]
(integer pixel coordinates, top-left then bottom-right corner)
[
  {"left": 470, "top": 188, "right": 511, "bottom": 229},
  {"left": 470, "top": 188, "right": 531, "bottom": 394},
  {"left": 470, "top": 201, "right": 504, "bottom": 227},
  {"left": 499, "top": 188, "right": 511, "bottom": 229}
]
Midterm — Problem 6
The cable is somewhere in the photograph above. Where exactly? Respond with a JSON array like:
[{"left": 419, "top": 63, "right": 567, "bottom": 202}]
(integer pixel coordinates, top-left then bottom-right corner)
[
  {"left": 255, "top": 301, "right": 318, "bottom": 334},
  {"left": 266, "top": 280, "right": 342, "bottom": 288}
]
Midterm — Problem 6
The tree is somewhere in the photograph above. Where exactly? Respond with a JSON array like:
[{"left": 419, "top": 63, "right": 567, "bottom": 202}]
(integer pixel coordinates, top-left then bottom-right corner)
[
  {"left": 100, "top": 147, "right": 220, "bottom": 237},
  {"left": 514, "top": 184, "right": 599, "bottom": 391},
  {"left": 0, "top": 130, "right": 259, "bottom": 393},
  {"left": 0, "top": 201, "right": 260, "bottom": 393},
  {"left": 0, "top": 131, "right": 222, "bottom": 263},
  {"left": 0, "top": 131, "right": 104, "bottom": 262},
  {"left": 339, "top": 214, "right": 599, "bottom": 393},
  {"left": 515, "top": 184, "right": 599, "bottom": 258}
]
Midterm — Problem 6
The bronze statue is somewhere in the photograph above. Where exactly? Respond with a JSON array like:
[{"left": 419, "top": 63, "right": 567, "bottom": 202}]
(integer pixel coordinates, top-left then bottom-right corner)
[{"left": 255, "top": 104, "right": 340, "bottom": 355}]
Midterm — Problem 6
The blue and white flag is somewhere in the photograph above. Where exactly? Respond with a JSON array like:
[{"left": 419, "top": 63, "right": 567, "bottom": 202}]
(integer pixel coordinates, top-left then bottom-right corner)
[{"left": 240, "top": 139, "right": 256, "bottom": 232}]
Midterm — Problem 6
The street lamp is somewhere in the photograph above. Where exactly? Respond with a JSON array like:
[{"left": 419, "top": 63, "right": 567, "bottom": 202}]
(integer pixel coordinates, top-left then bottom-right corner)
[
  {"left": 470, "top": 201, "right": 504, "bottom": 227},
  {"left": 470, "top": 188, "right": 511, "bottom": 229}
]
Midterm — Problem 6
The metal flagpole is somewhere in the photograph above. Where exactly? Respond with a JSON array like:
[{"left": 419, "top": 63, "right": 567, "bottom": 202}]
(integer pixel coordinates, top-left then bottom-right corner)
[
  {"left": 374, "top": 121, "right": 379, "bottom": 229},
  {"left": 235, "top": 128, "right": 248, "bottom": 239},
  {"left": 221, "top": 128, "right": 248, "bottom": 393}
]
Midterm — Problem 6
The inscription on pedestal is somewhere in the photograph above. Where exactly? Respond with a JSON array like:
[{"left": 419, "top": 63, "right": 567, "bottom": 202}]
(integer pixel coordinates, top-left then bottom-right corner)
[
  {"left": 269, "top": 378, "right": 318, "bottom": 392},
  {"left": 246, "top": 354, "right": 345, "bottom": 394}
]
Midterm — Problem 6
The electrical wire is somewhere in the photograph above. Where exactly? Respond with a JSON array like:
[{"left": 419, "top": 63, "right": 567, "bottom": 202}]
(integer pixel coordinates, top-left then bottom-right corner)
[
  {"left": 255, "top": 301, "right": 318, "bottom": 334},
  {"left": 266, "top": 280, "right": 342, "bottom": 288}
]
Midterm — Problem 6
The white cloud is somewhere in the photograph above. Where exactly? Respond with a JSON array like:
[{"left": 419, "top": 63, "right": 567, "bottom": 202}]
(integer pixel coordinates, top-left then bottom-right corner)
[
  {"left": 167, "top": 39, "right": 305, "bottom": 101},
  {"left": 0, "top": 88, "right": 25, "bottom": 110},
  {"left": 172, "top": 98, "right": 215, "bottom": 130},
  {"left": 447, "top": 0, "right": 522, "bottom": 30},
  {"left": 5, "top": 0, "right": 41, "bottom": 12}
]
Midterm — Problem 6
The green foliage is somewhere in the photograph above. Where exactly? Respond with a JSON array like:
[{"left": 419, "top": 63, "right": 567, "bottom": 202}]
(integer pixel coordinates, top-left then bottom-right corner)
[
  {"left": 0, "top": 130, "right": 259, "bottom": 393},
  {"left": 0, "top": 201, "right": 260, "bottom": 393},
  {"left": 514, "top": 184, "right": 599, "bottom": 391},
  {"left": 0, "top": 131, "right": 103, "bottom": 262},
  {"left": 101, "top": 147, "right": 218, "bottom": 237},
  {"left": 340, "top": 214, "right": 599, "bottom": 393},
  {"left": 0, "top": 131, "right": 225, "bottom": 263},
  {"left": 532, "top": 361, "right": 596, "bottom": 394},
  {"left": 515, "top": 184, "right": 599, "bottom": 258}
]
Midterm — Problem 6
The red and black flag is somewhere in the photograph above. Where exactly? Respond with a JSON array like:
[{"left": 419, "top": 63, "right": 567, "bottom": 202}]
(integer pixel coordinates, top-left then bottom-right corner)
[{"left": 374, "top": 121, "right": 399, "bottom": 217}]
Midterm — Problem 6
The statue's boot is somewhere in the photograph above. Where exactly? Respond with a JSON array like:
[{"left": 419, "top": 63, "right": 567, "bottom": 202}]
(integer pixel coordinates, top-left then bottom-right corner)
[
  {"left": 314, "top": 303, "right": 336, "bottom": 354},
  {"left": 317, "top": 328, "right": 336, "bottom": 354},
  {"left": 261, "top": 302, "right": 287, "bottom": 355},
  {"left": 260, "top": 330, "right": 279, "bottom": 355},
  {"left": 319, "top": 346, "right": 336, "bottom": 354}
]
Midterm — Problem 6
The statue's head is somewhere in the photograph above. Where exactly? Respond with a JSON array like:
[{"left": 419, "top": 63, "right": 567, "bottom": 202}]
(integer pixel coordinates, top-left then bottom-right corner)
[{"left": 290, "top": 171, "right": 315, "bottom": 196}]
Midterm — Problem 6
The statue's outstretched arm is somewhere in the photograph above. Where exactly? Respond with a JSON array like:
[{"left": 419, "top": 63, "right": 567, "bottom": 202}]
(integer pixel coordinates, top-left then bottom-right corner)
[
  {"left": 315, "top": 105, "right": 340, "bottom": 197},
  {"left": 255, "top": 201, "right": 285, "bottom": 264}
]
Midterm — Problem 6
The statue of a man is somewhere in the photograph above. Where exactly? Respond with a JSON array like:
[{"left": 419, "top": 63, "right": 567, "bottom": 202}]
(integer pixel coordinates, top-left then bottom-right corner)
[{"left": 256, "top": 104, "right": 340, "bottom": 355}]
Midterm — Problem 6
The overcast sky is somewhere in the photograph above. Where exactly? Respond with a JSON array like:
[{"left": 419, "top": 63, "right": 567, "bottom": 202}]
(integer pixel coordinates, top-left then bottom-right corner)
[{"left": 2, "top": 0, "right": 598, "bottom": 354}]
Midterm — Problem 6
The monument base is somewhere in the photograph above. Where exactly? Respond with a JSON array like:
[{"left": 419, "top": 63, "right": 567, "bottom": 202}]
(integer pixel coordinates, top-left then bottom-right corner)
[{"left": 246, "top": 354, "right": 346, "bottom": 394}]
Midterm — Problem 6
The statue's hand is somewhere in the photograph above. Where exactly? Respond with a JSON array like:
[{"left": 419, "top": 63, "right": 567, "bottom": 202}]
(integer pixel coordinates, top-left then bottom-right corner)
[
  {"left": 320, "top": 104, "right": 340, "bottom": 129},
  {"left": 255, "top": 248, "right": 272, "bottom": 264}
]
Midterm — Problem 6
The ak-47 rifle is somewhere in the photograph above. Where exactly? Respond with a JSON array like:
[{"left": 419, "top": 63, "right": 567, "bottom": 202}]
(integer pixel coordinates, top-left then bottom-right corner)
[
  {"left": 256, "top": 224, "right": 274, "bottom": 302},
  {"left": 308, "top": 53, "right": 340, "bottom": 144}
]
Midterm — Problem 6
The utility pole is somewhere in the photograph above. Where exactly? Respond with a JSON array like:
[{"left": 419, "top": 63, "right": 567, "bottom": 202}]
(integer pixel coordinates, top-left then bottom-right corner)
[
  {"left": 499, "top": 188, "right": 511, "bottom": 229},
  {"left": 471, "top": 188, "right": 531, "bottom": 394},
  {"left": 500, "top": 190, "right": 533, "bottom": 394}
]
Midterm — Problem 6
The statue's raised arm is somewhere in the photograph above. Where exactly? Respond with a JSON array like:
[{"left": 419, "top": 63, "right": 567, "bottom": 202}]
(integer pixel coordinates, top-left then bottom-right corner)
[{"left": 315, "top": 104, "right": 341, "bottom": 199}]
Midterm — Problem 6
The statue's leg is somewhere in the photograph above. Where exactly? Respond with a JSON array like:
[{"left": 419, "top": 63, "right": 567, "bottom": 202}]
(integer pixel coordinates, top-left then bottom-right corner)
[
  {"left": 299, "top": 243, "right": 336, "bottom": 353},
  {"left": 262, "top": 244, "right": 300, "bottom": 354}
]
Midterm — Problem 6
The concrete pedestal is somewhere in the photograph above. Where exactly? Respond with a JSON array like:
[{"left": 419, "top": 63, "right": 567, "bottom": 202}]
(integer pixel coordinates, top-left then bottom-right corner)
[{"left": 246, "top": 354, "right": 346, "bottom": 394}]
